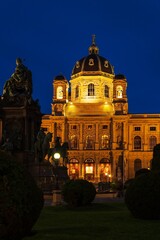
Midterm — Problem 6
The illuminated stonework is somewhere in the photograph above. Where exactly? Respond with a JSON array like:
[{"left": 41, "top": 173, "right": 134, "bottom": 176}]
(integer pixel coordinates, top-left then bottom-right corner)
[{"left": 41, "top": 37, "right": 157, "bottom": 183}]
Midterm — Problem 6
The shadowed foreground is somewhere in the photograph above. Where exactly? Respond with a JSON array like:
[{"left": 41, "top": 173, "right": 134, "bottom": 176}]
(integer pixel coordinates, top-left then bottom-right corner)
[{"left": 23, "top": 202, "right": 160, "bottom": 240}]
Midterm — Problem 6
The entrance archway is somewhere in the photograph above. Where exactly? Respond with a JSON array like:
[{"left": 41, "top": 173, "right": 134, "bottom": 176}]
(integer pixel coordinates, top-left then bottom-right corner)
[
  {"left": 68, "top": 158, "right": 79, "bottom": 179},
  {"left": 84, "top": 159, "right": 95, "bottom": 181},
  {"left": 99, "top": 158, "right": 111, "bottom": 182}
]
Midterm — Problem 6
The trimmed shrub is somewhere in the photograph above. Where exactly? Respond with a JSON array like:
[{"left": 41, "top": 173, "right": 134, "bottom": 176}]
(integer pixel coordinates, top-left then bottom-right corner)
[
  {"left": 125, "top": 171, "right": 160, "bottom": 219},
  {"left": 62, "top": 179, "right": 96, "bottom": 207},
  {"left": 135, "top": 168, "right": 150, "bottom": 178},
  {"left": 124, "top": 178, "right": 134, "bottom": 190},
  {"left": 0, "top": 150, "right": 44, "bottom": 240}
]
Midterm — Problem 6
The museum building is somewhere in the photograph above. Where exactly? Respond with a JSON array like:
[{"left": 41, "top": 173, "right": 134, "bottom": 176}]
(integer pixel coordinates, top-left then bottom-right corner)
[{"left": 41, "top": 36, "right": 159, "bottom": 183}]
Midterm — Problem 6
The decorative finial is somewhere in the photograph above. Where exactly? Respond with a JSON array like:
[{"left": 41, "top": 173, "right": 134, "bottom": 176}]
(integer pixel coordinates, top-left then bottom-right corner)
[
  {"left": 92, "top": 34, "right": 96, "bottom": 45},
  {"left": 89, "top": 34, "right": 99, "bottom": 55}
]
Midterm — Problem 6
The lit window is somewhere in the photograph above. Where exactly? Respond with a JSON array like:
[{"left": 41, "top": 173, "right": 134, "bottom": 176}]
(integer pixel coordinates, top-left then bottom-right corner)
[
  {"left": 57, "top": 86, "right": 63, "bottom": 99},
  {"left": 116, "top": 85, "right": 123, "bottom": 98},
  {"left": 75, "top": 86, "right": 79, "bottom": 98},
  {"left": 76, "top": 61, "right": 80, "bottom": 68},
  {"left": 86, "top": 166, "right": 93, "bottom": 174},
  {"left": 104, "top": 85, "right": 109, "bottom": 98},
  {"left": 104, "top": 61, "right": 109, "bottom": 68},
  {"left": 149, "top": 136, "right": 157, "bottom": 150},
  {"left": 101, "top": 135, "right": 109, "bottom": 149},
  {"left": 89, "top": 58, "right": 94, "bottom": 66},
  {"left": 88, "top": 83, "right": 95, "bottom": 96},
  {"left": 134, "top": 136, "right": 141, "bottom": 150}
]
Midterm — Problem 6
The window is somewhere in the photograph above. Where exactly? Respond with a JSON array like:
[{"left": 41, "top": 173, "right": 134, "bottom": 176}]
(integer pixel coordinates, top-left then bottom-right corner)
[
  {"left": 101, "top": 135, "right": 109, "bottom": 149},
  {"left": 116, "top": 85, "right": 123, "bottom": 98},
  {"left": 104, "top": 85, "right": 109, "bottom": 98},
  {"left": 88, "top": 83, "right": 94, "bottom": 96},
  {"left": 85, "top": 136, "right": 94, "bottom": 149},
  {"left": 134, "top": 136, "right": 141, "bottom": 150},
  {"left": 102, "top": 125, "right": 108, "bottom": 129},
  {"left": 76, "top": 61, "right": 80, "bottom": 68},
  {"left": 75, "top": 86, "right": 79, "bottom": 98},
  {"left": 134, "top": 159, "right": 142, "bottom": 173},
  {"left": 57, "top": 86, "right": 63, "bottom": 99},
  {"left": 70, "top": 135, "right": 78, "bottom": 149},
  {"left": 150, "top": 126, "right": 156, "bottom": 131},
  {"left": 89, "top": 58, "right": 94, "bottom": 66},
  {"left": 104, "top": 60, "right": 109, "bottom": 68},
  {"left": 71, "top": 125, "right": 77, "bottom": 130},
  {"left": 134, "top": 127, "right": 141, "bottom": 131},
  {"left": 149, "top": 136, "right": 157, "bottom": 150}
]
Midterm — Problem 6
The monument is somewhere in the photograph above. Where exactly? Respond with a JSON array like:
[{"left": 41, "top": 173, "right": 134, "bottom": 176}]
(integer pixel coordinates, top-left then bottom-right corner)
[{"left": 0, "top": 58, "right": 42, "bottom": 166}]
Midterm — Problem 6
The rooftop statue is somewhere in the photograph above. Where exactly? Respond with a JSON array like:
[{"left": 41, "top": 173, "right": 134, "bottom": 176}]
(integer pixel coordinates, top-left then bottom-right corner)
[{"left": 2, "top": 58, "right": 32, "bottom": 102}]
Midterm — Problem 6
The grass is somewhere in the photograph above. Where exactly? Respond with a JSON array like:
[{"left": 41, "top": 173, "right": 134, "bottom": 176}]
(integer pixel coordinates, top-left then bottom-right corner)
[{"left": 24, "top": 202, "right": 160, "bottom": 240}]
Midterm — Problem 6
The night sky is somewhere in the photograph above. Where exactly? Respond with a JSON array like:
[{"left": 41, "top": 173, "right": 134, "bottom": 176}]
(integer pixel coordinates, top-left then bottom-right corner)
[{"left": 0, "top": 0, "right": 160, "bottom": 114}]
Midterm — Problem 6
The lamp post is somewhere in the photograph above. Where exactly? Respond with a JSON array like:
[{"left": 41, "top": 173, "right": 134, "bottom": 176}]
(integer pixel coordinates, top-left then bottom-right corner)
[{"left": 53, "top": 152, "right": 61, "bottom": 190}]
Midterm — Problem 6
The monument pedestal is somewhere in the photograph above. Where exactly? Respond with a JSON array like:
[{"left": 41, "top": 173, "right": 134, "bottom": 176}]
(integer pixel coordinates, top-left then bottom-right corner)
[{"left": 0, "top": 98, "right": 41, "bottom": 166}]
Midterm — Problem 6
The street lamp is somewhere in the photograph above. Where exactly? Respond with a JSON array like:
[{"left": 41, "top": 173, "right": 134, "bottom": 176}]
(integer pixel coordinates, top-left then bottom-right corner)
[
  {"left": 54, "top": 152, "right": 60, "bottom": 165},
  {"left": 53, "top": 152, "right": 61, "bottom": 190}
]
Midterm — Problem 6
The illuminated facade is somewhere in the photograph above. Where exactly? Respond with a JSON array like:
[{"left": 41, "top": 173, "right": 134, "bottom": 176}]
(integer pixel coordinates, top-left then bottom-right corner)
[{"left": 41, "top": 36, "right": 158, "bottom": 183}]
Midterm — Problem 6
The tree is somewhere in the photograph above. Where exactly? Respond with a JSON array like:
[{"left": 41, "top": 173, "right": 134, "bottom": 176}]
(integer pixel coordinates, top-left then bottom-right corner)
[{"left": 151, "top": 144, "right": 160, "bottom": 171}]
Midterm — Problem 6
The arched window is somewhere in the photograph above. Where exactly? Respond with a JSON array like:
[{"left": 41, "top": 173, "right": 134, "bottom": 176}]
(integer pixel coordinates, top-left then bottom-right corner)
[
  {"left": 68, "top": 158, "right": 79, "bottom": 179},
  {"left": 104, "top": 85, "right": 109, "bottom": 98},
  {"left": 134, "top": 136, "right": 141, "bottom": 150},
  {"left": 75, "top": 86, "right": 79, "bottom": 98},
  {"left": 84, "top": 159, "right": 95, "bottom": 181},
  {"left": 88, "top": 83, "right": 94, "bottom": 96},
  {"left": 149, "top": 136, "right": 157, "bottom": 150},
  {"left": 116, "top": 85, "right": 123, "bottom": 98},
  {"left": 134, "top": 159, "right": 142, "bottom": 173},
  {"left": 57, "top": 86, "right": 63, "bottom": 99}
]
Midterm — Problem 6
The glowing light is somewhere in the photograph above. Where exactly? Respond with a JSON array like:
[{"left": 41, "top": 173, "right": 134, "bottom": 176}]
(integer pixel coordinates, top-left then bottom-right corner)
[
  {"left": 86, "top": 166, "right": 93, "bottom": 174},
  {"left": 54, "top": 152, "right": 60, "bottom": 160}
]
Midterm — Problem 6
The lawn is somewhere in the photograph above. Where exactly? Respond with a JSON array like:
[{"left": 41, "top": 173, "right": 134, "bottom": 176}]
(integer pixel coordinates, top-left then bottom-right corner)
[{"left": 24, "top": 202, "right": 160, "bottom": 240}]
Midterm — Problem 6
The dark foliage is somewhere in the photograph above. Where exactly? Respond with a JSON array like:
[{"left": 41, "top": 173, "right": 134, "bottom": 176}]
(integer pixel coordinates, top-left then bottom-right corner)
[
  {"left": 124, "top": 178, "right": 134, "bottom": 189},
  {"left": 151, "top": 144, "right": 160, "bottom": 171},
  {"left": 61, "top": 179, "right": 96, "bottom": 207},
  {"left": 135, "top": 168, "right": 150, "bottom": 178},
  {"left": 0, "top": 150, "right": 44, "bottom": 240},
  {"left": 125, "top": 171, "right": 160, "bottom": 219}
]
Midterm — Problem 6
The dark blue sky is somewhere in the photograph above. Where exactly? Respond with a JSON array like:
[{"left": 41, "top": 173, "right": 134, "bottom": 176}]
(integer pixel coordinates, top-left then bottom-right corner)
[{"left": 0, "top": 0, "right": 160, "bottom": 114}]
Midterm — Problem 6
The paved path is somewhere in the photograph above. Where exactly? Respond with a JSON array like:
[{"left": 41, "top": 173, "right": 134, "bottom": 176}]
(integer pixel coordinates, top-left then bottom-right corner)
[{"left": 44, "top": 193, "right": 124, "bottom": 206}]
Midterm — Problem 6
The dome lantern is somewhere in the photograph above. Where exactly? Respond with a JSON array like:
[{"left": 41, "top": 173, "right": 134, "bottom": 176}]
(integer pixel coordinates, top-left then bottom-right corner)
[{"left": 88, "top": 34, "right": 99, "bottom": 55}]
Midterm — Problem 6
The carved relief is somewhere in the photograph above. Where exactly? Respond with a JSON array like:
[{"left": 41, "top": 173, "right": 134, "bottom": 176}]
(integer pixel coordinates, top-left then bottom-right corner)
[
  {"left": 83, "top": 124, "right": 96, "bottom": 149},
  {"left": 56, "top": 123, "right": 62, "bottom": 138},
  {"left": 68, "top": 124, "right": 80, "bottom": 149},
  {"left": 115, "top": 122, "right": 123, "bottom": 148}
]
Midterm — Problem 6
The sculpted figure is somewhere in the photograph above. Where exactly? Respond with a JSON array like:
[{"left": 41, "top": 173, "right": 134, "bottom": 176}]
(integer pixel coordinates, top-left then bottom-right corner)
[
  {"left": 34, "top": 128, "right": 46, "bottom": 162},
  {"left": 2, "top": 58, "right": 32, "bottom": 100}
]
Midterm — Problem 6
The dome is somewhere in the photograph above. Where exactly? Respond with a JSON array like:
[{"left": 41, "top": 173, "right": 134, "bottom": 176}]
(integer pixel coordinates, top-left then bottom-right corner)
[
  {"left": 71, "top": 35, "right": 114, "bottom": 77},
  {"left": 54, "top": 74, "right": 66, "bottom": 81},
  {"left": 114, "top": 74, "right": 126, "bottom": 80}
]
